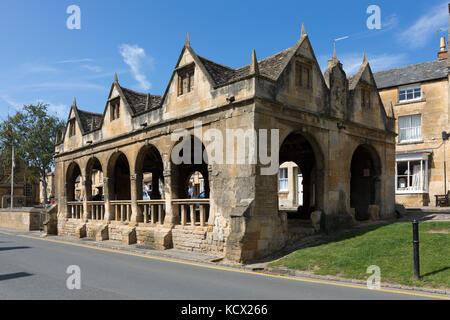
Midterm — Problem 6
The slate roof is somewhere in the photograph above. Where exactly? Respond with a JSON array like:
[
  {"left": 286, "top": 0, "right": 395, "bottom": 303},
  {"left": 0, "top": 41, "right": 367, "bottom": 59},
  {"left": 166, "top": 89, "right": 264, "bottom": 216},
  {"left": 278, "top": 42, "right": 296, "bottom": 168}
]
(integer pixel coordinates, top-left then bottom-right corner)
[
  {"left": 77, "top": 109, "right": 103, "bottom": 133},
  {"left": 373, "top": 60, "right": 448, "bottom": 89},
  {"left": 121, "top": 87, "right": 162, "bottom": 115},
  {"left": 197, "top": 47, "right": 294, "bottom": 87}
]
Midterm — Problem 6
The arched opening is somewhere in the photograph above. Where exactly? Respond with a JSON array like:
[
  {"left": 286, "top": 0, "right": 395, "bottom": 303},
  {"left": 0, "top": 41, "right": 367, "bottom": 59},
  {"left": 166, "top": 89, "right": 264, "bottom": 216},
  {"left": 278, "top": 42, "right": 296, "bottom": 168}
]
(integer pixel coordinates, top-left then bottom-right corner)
[
  {"left": 66, "top": 162, "right": 83, "bottom": 219},
  {"left": 278, "top": 132, "right": 324, "bottom": 220},
  {"left": 66, "top": 162, "right": 82, "bottom": 202},
  {"left": 171, "top": 135, "right": 210, "bottom": 199},
  {"left": 171, "top": 135, "right": 210, "bottom": 226},
  {"left": 350, "top": 145, "right": 381, "bottom": 221},
  {"left": 107, "top": 152, "right": 131, "bottom": 201},
  {"left": 86, "top": 157, "right": 104, "bottom": 201},
  {"left": 135, "top": 144, "right": 164, "bottom": 201}
]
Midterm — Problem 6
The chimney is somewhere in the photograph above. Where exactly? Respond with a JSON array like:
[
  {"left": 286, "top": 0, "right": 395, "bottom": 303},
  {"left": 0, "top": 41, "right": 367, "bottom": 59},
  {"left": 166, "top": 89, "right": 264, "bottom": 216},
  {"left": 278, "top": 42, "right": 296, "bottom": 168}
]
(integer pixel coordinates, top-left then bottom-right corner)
[{"left": 438, "top": 36, "right": 448, "bottom": 60}]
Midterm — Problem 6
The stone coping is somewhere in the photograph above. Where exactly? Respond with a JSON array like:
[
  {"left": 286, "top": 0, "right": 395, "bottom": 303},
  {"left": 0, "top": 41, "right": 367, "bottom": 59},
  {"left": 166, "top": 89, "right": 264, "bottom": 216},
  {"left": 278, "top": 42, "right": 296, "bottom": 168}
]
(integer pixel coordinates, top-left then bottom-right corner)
[{"left": 0, "top": 207, "right": 43, "bottom": 213}]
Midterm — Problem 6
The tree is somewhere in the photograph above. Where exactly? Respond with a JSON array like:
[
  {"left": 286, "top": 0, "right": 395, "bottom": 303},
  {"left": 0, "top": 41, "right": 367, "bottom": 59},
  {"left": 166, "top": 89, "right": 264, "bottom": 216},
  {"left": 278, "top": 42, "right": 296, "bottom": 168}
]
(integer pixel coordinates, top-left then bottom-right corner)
[{"left": 0, "top": 103, "right": 65, "bottom": 206}]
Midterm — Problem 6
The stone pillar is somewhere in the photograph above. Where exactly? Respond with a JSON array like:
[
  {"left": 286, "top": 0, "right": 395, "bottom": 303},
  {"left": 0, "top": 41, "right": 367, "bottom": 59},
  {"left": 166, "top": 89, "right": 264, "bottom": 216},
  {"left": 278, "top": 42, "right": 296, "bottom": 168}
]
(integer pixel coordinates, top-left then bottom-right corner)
[
  {"left": 62, "top": 182, "right": 69, "bottom": 219},
  {"left": 163, "top": 165, "right": 178, "bottom": 226},
  {"left": 103, "top": 177, "right": 112, "bottom": 221},
  {"left": 130, "top": 173, "right": 143, "bottom": 223},
  {"left": 81, "top": 177, "right": 89, "bottom": 221}
]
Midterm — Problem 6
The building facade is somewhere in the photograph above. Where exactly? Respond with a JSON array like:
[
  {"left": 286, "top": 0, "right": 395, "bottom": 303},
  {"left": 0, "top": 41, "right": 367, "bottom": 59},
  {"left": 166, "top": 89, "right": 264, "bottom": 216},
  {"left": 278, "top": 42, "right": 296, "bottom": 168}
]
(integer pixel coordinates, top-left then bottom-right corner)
[
  {"left": 374, "top": 9, "right": 450, "bottom": 207},
  {"left": 54, "top": 27, "right": 396, "bottom": 262}
]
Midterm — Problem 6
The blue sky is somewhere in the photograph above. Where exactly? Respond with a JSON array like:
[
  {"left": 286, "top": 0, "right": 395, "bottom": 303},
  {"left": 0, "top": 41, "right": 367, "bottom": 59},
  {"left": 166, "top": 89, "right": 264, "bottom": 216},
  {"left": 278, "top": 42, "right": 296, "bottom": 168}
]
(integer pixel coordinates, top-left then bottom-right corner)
[{"left": 0, "top": 0, "right": 448, "bottom": 121}]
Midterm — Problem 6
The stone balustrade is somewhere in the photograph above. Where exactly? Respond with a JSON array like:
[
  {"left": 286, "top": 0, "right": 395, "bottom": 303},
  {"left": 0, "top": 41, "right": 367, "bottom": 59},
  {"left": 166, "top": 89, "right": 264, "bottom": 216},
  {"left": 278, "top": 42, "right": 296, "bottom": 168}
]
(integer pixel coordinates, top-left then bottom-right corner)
[{"left": 173, "top": 199, "right": 210, "bottom": 227}]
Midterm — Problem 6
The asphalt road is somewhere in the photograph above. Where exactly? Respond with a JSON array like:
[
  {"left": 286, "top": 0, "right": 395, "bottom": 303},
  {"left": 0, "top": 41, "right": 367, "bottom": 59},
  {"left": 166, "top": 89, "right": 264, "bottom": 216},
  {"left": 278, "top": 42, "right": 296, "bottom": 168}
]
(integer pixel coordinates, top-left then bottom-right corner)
[{"left": 0, "top": 231, "right": 446, "bottom": 300}]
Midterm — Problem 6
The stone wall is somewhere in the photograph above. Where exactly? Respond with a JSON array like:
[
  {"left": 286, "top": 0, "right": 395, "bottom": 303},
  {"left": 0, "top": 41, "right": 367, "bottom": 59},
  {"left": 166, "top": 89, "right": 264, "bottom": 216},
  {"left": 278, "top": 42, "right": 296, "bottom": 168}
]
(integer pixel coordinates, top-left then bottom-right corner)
[{"left": 0, "top": 208, "right": 43, "bottom": 231}]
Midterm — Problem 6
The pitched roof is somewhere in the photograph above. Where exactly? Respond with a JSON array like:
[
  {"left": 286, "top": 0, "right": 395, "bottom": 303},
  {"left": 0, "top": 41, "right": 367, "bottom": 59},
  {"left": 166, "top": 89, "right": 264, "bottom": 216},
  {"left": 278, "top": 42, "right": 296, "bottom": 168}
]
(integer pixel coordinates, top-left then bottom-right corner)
[
  {"left": 77, "top": 109, "right": 103, "bottom": 133},
  {"left": 120, "top": 87, "right": 162, "bottom": 115},
  {"left": 373, "top": 60, "right": 448, "bottom": 89},
  {"left": 197, "top": 47, "right": 294, "bottom": 87}
]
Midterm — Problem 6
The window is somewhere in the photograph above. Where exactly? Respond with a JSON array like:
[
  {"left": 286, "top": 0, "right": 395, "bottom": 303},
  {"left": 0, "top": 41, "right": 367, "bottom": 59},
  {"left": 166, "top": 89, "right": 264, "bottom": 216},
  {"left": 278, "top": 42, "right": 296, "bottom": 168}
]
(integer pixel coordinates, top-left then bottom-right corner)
[
  {"left": 399, "top": 85, "right": 421, "bottom": 103},
  {"left": 69, "top": 119, "right": 76, "bottom": 137},
  {"left": 361, "top": 86, "right": 371, "bottom": 108},
  {"left": 296, "top": 62, "right": 312, "bottom": 89},
  {"left": 178, "top": 67, "right": 195, "bottom": 96},
  {"left": 399, "top": 115, "right": 422, "bottom": 143},
  {"left": 110, "top": 98, "right": 120, "bottom": 121},
  {"left": 396, "top": 159, "right": 428, "bottom": 193},
  {"left": 278, "top": 168, "right": 288, "bottom": 192}
]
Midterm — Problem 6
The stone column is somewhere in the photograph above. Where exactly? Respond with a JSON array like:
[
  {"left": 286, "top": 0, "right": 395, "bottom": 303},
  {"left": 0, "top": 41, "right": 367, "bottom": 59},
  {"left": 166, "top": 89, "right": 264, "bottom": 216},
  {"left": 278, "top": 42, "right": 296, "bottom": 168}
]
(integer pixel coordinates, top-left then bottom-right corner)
[
  {"left": 163, "top": 165, "right": 178, "bottom": 226},
  {"left": 81, "top": 177, "right": 89, "bottom": 221},
  {"left": 103, "top": 177, "right": 112, "bottom": 221},
  {"left": 130, "top": 173, "right": 143, "bottom": 223}
]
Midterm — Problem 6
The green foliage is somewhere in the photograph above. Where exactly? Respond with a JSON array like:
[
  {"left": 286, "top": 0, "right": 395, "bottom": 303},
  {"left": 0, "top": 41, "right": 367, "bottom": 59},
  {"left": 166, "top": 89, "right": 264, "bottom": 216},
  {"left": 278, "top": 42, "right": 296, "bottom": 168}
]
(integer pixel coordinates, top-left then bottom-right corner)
[
  {"left": 270, "top": 222, "right": 450, "bottom": 289},
  {"left": 0, "top": 103, "right": 65, "bottom": 189}
]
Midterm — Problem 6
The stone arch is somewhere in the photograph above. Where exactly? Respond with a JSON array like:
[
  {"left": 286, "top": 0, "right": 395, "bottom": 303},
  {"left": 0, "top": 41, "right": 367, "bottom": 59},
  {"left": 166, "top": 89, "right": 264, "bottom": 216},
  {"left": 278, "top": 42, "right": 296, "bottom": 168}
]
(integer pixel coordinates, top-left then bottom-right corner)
[
  {"left": 170, "top": 134, "right": 210, "bottom": 199},
  {"left": 66, "top": 161, "right": 82, "bottom": 202},
  {"left": 106, "top": 151, "right": 131, "bottom": 201},
  {"left": 350, "top": 144, "right": 382, "bottom": 221},
  {"left": 85, "top": 157, "right": 104, "bottom": 201},
  {"left": 135, "top": 143, "right": 165, "bottom": 200},
  {"left": 278, "top": 130, "right": 325, "bottom": 218}
]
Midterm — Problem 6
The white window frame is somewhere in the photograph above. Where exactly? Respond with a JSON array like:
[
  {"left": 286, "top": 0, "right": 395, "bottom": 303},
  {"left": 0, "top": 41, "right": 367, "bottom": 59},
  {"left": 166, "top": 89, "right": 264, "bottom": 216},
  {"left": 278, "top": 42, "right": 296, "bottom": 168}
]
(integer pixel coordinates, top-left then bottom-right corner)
[
  {"left": 395, "top": 154, "right": 429, "bottom": 194},
  {"left": 398, "top": 114, "right": 422, "bottom": 143},
  {"left": 398, "top": 85, "right": 422, "bottom": 103},
  {"left": 278, "top": 168, "right": 289, "bottom": 192}
]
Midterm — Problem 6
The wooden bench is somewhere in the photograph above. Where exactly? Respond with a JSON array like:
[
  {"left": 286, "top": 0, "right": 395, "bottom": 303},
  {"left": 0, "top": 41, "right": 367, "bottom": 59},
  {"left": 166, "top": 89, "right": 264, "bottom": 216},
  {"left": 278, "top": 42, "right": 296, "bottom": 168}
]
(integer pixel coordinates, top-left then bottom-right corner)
[{"left": 435, "top": 191, "right": 450, "bottom": 207}]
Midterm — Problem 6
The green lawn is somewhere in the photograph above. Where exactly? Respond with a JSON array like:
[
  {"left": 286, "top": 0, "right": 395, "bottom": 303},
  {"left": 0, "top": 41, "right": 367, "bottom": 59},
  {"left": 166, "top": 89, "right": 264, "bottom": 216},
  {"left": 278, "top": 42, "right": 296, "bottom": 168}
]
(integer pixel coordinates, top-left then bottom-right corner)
[{"left": 270, "top": 222, "right": 450, "bottom": 288}]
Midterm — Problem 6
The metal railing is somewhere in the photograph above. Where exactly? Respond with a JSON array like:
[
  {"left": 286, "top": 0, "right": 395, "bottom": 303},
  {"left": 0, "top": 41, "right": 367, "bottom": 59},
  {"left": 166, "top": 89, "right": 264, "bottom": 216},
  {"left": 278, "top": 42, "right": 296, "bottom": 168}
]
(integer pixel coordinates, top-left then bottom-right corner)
[
  {"left": 172, "top": 199, "right": 210, "bottom": 227},
  {"left": 137, "top": 200, "right": 166, "bottom": 225}
]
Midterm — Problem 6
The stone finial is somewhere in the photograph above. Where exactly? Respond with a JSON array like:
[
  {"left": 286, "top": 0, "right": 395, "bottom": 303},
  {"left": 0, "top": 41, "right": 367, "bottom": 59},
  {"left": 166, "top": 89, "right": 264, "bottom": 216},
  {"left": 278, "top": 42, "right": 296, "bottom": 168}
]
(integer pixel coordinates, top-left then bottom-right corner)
[
  {"left": 250, "top": 49, "right": 259, "bottom": 75},
  {"left": 363, "top": 52, "right": 367, "bottom": 63},
  {"left": 440, "top": 37, "right": 446, "bottom": 52},
  {"left": 72, "top": 97, "right": 77, "bottom": 107},
  {"left": 114, "top": 72, "right": 118, "bottom": 83},
  {"left": 301, "top": 23, "right": 306, "bottom": 37},
  {"left": 186, "top": 32, "right": 190, "bottom": 47},
  {"left": 333, "top": 47, "right": 337, "bottom": 59}
]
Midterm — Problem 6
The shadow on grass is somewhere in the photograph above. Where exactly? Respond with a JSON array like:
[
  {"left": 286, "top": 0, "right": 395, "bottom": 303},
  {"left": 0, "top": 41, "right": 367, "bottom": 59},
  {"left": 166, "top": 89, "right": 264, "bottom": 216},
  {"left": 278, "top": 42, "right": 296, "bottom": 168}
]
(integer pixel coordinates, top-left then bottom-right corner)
[
  {"left": 251, "top": 221, "right": 392, "bottom": 264},
  {"left": 422, "top": 267, "right": 450, "bottom": 278}
]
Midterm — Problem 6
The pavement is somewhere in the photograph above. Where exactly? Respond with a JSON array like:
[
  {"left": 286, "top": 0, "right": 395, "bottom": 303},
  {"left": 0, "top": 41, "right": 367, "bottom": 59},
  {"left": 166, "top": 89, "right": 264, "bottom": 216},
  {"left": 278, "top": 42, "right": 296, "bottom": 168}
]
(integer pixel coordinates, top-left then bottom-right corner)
[{"left": 0, "top": 228, "right": 448, "bottom": 300}]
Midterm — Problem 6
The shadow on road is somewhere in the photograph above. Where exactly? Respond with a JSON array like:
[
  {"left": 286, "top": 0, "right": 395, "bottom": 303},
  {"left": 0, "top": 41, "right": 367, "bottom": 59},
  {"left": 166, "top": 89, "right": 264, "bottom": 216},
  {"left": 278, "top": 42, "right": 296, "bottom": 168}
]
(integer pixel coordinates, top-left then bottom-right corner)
[
  {"left": 0, "top": 246, "right": 31, "bottom": 252},
  {"left": 0, "top": 272, "right": 33, "bottom": 282}
]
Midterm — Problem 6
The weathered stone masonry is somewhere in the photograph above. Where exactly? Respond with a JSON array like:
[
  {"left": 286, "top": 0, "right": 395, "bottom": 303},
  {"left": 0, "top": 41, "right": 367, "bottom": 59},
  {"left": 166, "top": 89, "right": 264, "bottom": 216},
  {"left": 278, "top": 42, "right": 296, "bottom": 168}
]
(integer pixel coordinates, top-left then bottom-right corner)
[{"left": 54, "top": 27, "right": 396, "bottom": 263}]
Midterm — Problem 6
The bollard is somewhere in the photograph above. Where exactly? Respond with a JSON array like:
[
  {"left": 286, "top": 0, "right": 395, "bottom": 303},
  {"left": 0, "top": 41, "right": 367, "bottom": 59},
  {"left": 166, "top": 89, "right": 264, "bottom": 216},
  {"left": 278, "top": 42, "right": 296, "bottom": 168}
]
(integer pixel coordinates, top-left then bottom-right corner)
[{"left": 412, "top": 219, "right": 420, "bottom": 279}]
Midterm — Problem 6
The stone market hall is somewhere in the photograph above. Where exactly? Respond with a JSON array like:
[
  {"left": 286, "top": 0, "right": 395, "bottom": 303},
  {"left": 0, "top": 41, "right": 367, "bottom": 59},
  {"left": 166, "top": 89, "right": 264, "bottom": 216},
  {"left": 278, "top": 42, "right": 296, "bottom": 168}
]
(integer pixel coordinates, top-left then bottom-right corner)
[{"left": 54, "top": 26, "right": 396, "bottom": 263}]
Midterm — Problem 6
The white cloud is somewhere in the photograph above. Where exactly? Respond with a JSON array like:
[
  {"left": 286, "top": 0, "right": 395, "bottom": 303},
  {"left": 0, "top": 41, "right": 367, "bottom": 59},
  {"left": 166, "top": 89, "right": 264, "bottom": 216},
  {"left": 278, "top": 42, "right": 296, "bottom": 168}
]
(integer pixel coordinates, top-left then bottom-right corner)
[
  {"left": 119, "top": 44, "right": 152, "bottom": 91},
  {"left": 0, "top": 95, "right": 69, "bottom": 119},
  {"left": 56, "top": 58, "right": 93, "bottom": 64},
  {"left": 82, "top": 64, "right": 103, "bottom": 73},
  {"left": 398, "top": 2, "right": 449, "bottom": 49}
]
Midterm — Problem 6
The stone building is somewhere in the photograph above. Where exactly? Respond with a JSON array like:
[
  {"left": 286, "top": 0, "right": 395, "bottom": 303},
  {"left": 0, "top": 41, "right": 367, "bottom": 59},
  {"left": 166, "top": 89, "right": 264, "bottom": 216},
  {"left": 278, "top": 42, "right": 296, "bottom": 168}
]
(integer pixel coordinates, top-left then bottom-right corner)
[
  {"left": 374, "top": 8, "right": 450, "bottom": 207},
  {"left": 0, "top": 157, "right": 39, "bottom": 208},
  {"left": 54, "top": 26, "right": 396, "bottom": 262}
]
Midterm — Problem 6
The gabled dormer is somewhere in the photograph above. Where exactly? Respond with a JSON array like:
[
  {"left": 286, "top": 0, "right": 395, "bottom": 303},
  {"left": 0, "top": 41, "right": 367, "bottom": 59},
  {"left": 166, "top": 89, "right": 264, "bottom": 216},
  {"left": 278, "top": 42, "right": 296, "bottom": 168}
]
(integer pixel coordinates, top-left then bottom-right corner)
[
  {"left": 347, "top": 53, "right": 393, "bottom": 132},
  {"left": 324, "top": 49, "right": 349, "bottom": 118}
]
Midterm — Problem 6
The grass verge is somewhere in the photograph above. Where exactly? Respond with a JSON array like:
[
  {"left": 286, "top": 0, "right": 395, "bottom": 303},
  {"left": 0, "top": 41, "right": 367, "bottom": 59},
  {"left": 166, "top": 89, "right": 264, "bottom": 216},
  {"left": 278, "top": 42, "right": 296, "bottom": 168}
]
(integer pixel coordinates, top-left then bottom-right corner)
[{"left": 269, "top": 221, "right": 450, "bottom": 289}]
